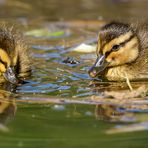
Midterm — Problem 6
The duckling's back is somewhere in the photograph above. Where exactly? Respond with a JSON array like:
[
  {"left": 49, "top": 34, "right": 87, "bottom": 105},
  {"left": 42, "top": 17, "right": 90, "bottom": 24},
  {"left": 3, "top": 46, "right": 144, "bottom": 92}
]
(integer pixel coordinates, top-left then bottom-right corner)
[{"left": 130, "top": 22, "right": 148, "bottom": 78}]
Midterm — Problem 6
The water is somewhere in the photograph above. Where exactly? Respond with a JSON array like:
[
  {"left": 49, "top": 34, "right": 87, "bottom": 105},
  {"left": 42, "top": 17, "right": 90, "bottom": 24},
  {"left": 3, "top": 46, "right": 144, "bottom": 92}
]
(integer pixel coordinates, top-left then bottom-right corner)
[{"left": 0, "top": 0, "right": 148, "bottom": 147}]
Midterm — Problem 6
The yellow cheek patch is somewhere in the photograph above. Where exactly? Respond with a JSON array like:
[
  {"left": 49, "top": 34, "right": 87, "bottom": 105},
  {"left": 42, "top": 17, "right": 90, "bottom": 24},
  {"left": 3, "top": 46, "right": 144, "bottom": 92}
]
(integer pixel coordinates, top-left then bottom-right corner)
[
  {"left": 0, "top": 48, "right": 11, "bottom": 67},
  {"left": 0, "top": 63, "right": 6, "bottom": 73},
  {"left": 107, "top": 52, "right": 126, "bottom": 64},
  {"left": 102, "top": 31, "right": 133, "bottom": 54}
]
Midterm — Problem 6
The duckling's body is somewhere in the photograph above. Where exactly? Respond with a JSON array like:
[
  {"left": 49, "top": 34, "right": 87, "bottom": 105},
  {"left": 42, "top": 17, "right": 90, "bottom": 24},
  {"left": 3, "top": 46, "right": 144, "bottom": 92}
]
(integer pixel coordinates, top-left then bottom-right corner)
[
  {"left": 0, "top": 24, "right": 31, "bottom": 84},
  {"left": 89, "top": 22, "right": 148, "bottom": 81}
]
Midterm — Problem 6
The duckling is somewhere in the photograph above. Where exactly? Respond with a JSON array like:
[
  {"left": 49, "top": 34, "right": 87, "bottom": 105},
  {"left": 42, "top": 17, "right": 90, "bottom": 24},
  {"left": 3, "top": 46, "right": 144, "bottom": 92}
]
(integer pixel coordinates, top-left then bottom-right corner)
[
  {"left": 0, "top": 24, "right": 31, "bottom": 84},
  {"left": 89, "top": 22, "right": 148, "bottom": 81}
]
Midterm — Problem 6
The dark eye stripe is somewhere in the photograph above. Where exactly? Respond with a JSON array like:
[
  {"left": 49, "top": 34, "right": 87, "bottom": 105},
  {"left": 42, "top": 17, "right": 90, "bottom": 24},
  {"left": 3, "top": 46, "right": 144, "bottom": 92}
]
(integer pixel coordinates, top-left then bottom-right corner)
[
  {"left": 0, "top": 59, "right": 7, "bottom": 67},
  {"left": 118, "top": 34, "right": 135, "bottom": 47},
  {"left": 104, "top": 34, "right": 135, "bottom": 58}
]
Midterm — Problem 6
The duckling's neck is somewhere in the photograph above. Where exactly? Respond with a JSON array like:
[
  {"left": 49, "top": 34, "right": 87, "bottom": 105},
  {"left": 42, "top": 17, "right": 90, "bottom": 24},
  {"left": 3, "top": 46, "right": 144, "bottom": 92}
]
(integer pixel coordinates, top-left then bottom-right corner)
[
  {"left": 106, "top": 65, "right": 133, "bottom": 81},
  {"left": 105, "top": 56, "right": 145, "bottom": 81}
]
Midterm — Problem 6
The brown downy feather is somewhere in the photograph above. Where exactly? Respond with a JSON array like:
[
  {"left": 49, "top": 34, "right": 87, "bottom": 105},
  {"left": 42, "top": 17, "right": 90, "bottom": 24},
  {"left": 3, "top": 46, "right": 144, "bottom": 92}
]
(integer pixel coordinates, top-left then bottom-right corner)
[{"left": 0, "top": 23, "right": 31, "bottom": 78}]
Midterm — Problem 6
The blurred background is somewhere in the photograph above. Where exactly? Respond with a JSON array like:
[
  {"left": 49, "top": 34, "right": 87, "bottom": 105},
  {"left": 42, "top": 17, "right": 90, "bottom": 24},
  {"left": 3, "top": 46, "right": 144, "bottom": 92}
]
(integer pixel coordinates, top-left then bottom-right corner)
[{"left": 0, "top": 0, "right": 147, "bottom": 22}]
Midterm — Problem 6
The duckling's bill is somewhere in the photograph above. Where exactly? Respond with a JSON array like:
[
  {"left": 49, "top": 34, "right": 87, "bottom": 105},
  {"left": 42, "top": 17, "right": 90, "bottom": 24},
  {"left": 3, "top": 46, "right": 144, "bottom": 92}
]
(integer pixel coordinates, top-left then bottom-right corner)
[
  {"left": 3, "top": 67, "right": 18, "bottom": 84},
  {"left": 89, "top": 55, "right": 109, "bottom": 78}
]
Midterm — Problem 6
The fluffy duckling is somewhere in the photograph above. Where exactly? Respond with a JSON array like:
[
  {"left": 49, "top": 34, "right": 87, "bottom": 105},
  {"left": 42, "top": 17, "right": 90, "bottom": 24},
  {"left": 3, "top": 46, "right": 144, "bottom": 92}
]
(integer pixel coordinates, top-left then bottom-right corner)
[
  {"left": 0, "top": 24, "right": 31, "bottom": 84},
  {"left": 89, "top": 22, "right": 148, "bottom": 81}
]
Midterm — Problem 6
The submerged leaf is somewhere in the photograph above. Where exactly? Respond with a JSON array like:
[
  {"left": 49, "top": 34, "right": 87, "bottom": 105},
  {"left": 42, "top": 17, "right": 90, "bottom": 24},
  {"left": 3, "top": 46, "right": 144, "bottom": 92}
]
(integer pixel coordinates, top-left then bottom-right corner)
[{"left": 25, "top": 29, "right": 65, "bottom": 37}]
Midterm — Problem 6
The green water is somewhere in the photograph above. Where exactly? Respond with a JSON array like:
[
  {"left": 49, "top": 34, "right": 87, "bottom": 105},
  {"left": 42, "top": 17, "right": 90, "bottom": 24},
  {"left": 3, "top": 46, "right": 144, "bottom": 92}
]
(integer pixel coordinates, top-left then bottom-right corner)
[
  {"left": 1, "top": 103, "right": 148, "bottom": 148},
  {"left": 0, "top": 0, "right": 148, "bottom": 147}
]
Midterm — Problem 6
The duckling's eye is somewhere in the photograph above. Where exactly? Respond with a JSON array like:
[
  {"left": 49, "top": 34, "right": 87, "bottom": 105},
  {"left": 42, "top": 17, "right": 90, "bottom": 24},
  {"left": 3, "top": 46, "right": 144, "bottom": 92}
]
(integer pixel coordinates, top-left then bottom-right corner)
[{"left": 112, "top": 44, "right": 120, "bottom": 51}]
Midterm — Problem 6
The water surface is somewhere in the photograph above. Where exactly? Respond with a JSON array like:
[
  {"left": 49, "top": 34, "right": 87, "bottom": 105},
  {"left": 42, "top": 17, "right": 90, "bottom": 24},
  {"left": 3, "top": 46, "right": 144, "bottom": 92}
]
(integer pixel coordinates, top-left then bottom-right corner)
[{"left": 0, "top": 0, "right": 148, "bottom": 147}]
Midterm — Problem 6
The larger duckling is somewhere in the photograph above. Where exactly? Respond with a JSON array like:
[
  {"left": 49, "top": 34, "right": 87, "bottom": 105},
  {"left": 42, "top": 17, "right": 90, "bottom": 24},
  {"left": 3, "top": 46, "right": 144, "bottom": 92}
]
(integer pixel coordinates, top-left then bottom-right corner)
[
  {"left": 89, "top": 22, "right": 148, "bottom": 81},
  {"left": 0, "top": 24, "right": 31, "bottom": 84}
]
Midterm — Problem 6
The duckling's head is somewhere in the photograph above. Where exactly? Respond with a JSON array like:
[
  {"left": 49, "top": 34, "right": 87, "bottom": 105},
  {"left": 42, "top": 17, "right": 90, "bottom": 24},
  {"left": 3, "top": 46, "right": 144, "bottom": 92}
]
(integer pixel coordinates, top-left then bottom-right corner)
[
  {"left": 89, "top": 22, "right": 140, "bottom": 78},
  {"left": 0, "top": 48, "right": 18, "bottom": 84}
]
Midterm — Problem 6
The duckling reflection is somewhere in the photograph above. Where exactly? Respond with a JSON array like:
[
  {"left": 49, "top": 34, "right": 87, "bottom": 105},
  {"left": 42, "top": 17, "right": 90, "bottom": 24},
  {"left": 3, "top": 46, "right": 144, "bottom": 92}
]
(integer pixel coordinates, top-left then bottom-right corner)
[
  {"left": 0, "top": 23, "right": 31, "bottom": 85},
  {"left": 0, "top": 90, "right": 16, "bottom": 132},
  {"left": 95, "top": 104, "right": 135, "bottom": 122},
  {"left": 89, "top": 22, "right": 148, "bottom": 81}
]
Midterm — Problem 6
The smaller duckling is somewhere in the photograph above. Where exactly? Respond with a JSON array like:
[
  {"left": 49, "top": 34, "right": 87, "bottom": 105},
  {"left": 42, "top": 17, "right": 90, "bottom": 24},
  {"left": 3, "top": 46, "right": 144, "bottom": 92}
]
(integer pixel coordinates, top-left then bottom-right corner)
[
  {"left": 89, "top": 22, "right": 148, "bottom": 81},
  {"left": 0, "top": 24, "right": 31, "bottom": 84}
]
